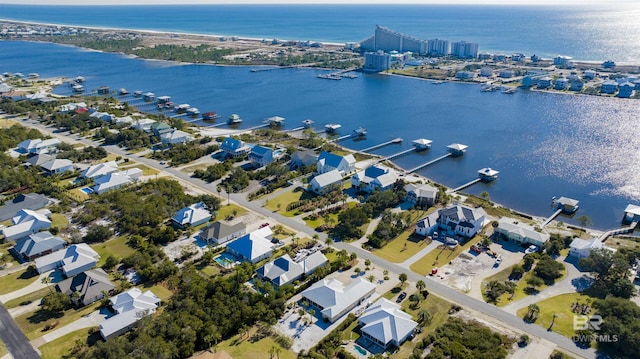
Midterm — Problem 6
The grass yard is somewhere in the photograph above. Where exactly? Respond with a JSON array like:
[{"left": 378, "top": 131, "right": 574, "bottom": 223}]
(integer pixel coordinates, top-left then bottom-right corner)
[
  {"left": 120, "top": 163, "right": 159, "bottom": 176},
  {"left": 0, "top": 340, "right": 6, "bottom": 358},
  {"left": 516, "top": 293, "right": 594, "bottom": 339},
  {"left": 264, "top": 187, "right": 314, "bottom": 216},
  {"left": 395, "top": 292, "right": 452, "bottom": 358},
  {"left": 16, "top": 302, "right": 100, "bottom": 340},
  {"left": 50, "top": 213, "right": 69, "bottom": 230},
  {"left": 410, "top": 235, "right": 483, "bottom": 276},
  {"left": 217, "top": 327, "right": 296, "bottom": 359},
  {"left": 0, "top": 118, "right": 17, "bottom": 128},
  {"left": 372, "top": 229, "right": 430, "bottom": 263},
  {"left": 39, "top": 329, "right": 99, "bottom": 359},
  {"left": 0, "top": 266, "right": 40, "bottom": 295},
  {"left": 0, "top": 241, "right": 19, "bottom": 267},
  {"left": 215, "top": 204, "right": 247, "bottom": 221},
  {"left": 606, "top": 236, "right": 640, "bottom": 251},
  {"left": 144, "top": 282, "right": 174, "bottom": 301},
  {"left": 4, "top": 287, "right": 49, "bottom": 309},
  {"left": 67, "top": 188, "right": 90, "bottom": 202},
  {"left": 91, "top": 236, "right": 136, "bottom": 266},
  {"left": 198, "top": 264, "right": 220, "bottom": 277}
]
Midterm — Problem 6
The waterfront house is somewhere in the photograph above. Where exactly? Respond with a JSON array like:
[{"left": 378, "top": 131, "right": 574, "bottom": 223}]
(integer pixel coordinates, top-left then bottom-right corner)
[
  {"left": 17, "top": 138, "right": 61, "bottom": 154},
  {"left": 623, "top": 204, "right": 640, "bottom": 224},
  {"left": 226, "top": 230, "right": 274, "bottom": 264},
  {"left": 93, "top": 169, "right": 141, "bottom": 195},
  {"left": 301, "top": 278, "right": 376, "bottom": 323},
  {"left": 569, "top": 238, "right": 614, "bottom": 259},
  {"left": 11, "top": 231, "right": 66, "bottom": 261},
  {"left": 351, "top": 165, "right": 398, "bottom": 193},
  {"left": 34, "top": 243, "right": 100, "bottom": 277},
  {"left": 40, "top": 158, "right": 74, "bottom": 175},
  {"left": 99, "top": 288, "right": 160, "bottom": 340},
  {"left": 415, "top": 204, "right": 486, "bottom": 239},
  {"left": 583, "top": 70, "right": 597, "bottom": 80},
  {"left": 150, "top": 122, "right": 172, "bottom": 136},
  {"left": 290, "top": 150, "right": 318, "bottom": 169},
  {"left": 171, "top": 202, "right": 211, "bottom": 229},
  {"left": 553, "top": 197, "right": 579, "bottom": 213},
  {"left": 89, "top": 111, "right": 114, "bottom": 122},
  {"left": 59, "top": 102, "right": 87, "bottom": 113},
  {"left": 199, "top": 221, "right": 246, "bottom": 245},
  {"left": 249, "top": 145, "right": 275, "bottom": 168},
  {"left": 80, "top": 161, "right": 118, "bottom": 179},
  {"left": 317, "top": 151, "right": 355, "bottom": 175},
  {"left": 499, "top": 69, "right": 515, "bottom": 78},
  {"left": 494, "top": 218, "right": 549, "bottom": 247},
  {"left": 0, "top": 193, "right": 50, "bottom": 222},
  {"left": 220, "top": 137, "right": 250, "bottom": 158},
  {"left": 160, "top": 129, "right": 192, "bottom": 145},
  {"left": 455, "top": 71, "right": 475, "bottom": 79},
  {"left": 569, "top": 79, "right": 584, "bottom": 92},
  {"left": 479, "top": 67, "right": 494, "bottom": 77},
  {"left": 256, "top": 252, "right": 328, "bottom": 289},
  {"left": 2, "top": 209, "right": 52, "bottom": 241},
  {"left": 601, "top": 80, "right": 618, "bottom": 94},
  {"left": 553, "top": 55, "right": 574, "bottom": 68},
  {"left": 537, "top": 77, "right": 553, "bottom": 89},
  {"left": 404, "top": 183, "right": 438, "bottom": 207},
  {"left": 358, "top": 298, "right": 418, "bottom": 349},
  {"left": 554, "top": 77, "right": 569, "bottom": 90},
  {"left": 132, "top": 118, "right": 156, "bottom": 132},
  {"left": 114, "top": 116, "right": 135, "bottom": 126},
  {"left": 56, "top": 268, "right": 115, "bottom": 306},
  {"left": 617, "top": 82, "right": 635, "bottom": 98},
  {"left": 309, "top": 169, "right": 343, "bottom": 195}
]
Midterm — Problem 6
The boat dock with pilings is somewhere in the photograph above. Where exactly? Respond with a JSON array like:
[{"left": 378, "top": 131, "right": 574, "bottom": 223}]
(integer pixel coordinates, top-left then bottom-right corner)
[
  {"left": 406, "top": 143, "right": 468, "bottom": 174},
  {"left": 360, "top": 138, "right": 402, "bottom": 153},
  {"left": 542, "top": 196, "right": 580, "bottom": 227},
  {"left": 449, "top": 167, "right": 499, "bottom": 193}
]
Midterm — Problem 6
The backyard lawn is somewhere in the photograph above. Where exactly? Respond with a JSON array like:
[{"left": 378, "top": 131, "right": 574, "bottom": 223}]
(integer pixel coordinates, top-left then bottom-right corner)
[
  {"left": 217, "top": 326, "right": 296, "bottom": 359},
  {"left": 264, "top": 187, "right": 314, "bottom": 216},
  {"left": 39, "top": 329, "right": 99, "bottom": 359},
  {"left": 0, "top": 266, "right": 40, "bottom": 295},
  {"left": 4, "top": 287, "right": 49, "bottom": 309},
  {"left": 16, "top": 302, "right": 101, "bottom": 340},
  {"left": 67, "top": 188, "right": 90, "bottom": 202},
  {"left": 516, "top": 293, "right": 593, "bottom": 339},
  {"left": 50, "top": 213, "right": 69, "bottom": 230},
  {"left": 91, "top": 235, "right": 136, "bottom": 266},
  {"left": 410, "top": 235, "right": 483, "bottom": 276},
  {"left": 144, "top": 282, "right": 174, "bottom": 301},
  {"left": 0, "top": 241, "right": 19, "bottom": 267},
  {"left": 119, "top": 162, "right": 159, "bottom": 176},
  {"left": 215, "top": 204, "right": 247, "bottom": 221},
  {"left": 372, "top": 229, "right": 430, "bottom": 263}
]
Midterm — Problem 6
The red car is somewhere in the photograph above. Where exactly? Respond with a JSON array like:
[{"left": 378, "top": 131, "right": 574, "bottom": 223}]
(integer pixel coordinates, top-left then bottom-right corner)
[{"left": 259, "top": 223, "right": 270, "bottom": 228}]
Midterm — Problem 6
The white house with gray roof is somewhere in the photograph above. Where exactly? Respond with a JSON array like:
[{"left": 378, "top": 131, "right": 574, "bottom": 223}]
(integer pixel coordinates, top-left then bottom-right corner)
[
  {"left": 226, "top": 228, "right": 274, "bottom": 264},
  {"left": 56, "top": 268, "right": 115, "bottom": 306},
  {"left": 415, "top": 204, "right": 486, "bottom": 239},
  {"left": 199, "top": 221, "right": 246, "bottom": 245},
  {"left": 99, "top": 288, "right": 160, "bottom": 340},
  {"left": 495, "top": 217, "right": 549, "bottom": 247},
  {"left": 40, "top": 158, "right": 74, "bottom": 175},
  {"left": 309, "top": 169, "right": 343, "bottom": 195},
  {"left": 358, "top": 298, "right": 417, "bottom": 349},
  {"left": 171, "top": 202, "right": 211, "bottom": 229},
  {"left": 352, "top": 165, "right": 398, "bottom": 193},
  {"left": 17, "top": 138, "right": 61, "bottom": 154},
  {"left": 12, "top": 231, "right": 66, "bottom": 261},
  {"left": 301, "top": 278, "right": 376, "bottom": 323},
  {"left": 34, "top": 243, "right": 100, "bottom": 277},
  {"left": 256, "top": 252, "right": 328, "bottom": 289},
  {"left": 404, "top": 183, "right": 438, "bottom": 207},
  {"left": 80, "top": 161, "right": 118, "bottom": 179},
  {"left": 2, "top": 209, "right": 52, "bottom": 241},
  {"left": 93, "top": 169, "right": 141, "bottom": 194}
]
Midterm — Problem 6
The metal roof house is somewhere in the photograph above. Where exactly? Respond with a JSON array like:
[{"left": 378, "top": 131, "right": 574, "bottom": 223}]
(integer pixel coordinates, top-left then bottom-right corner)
[
  {"left": 415, "top": 204, "right": 486, "bottom": 239},
  {"left": 351, "top": 165, "right": 398, "bottom": 193},
  {"left": 220, "top": 137, "right": 250, "bottom": 158},
  {"left": 569, "top": 238, "right": 614, "bottom": 259},
  {"left": 56, "top": 268, "right": 115, "bottom": 306},
  {"left": 317, "top": 151, "right": 356, "bottom": 175},
  {"left": 17, "top": 138, "right": 61, "bottom": 154},
  {"left": 290, "top": 150, "right": 319, "bottom": 169},
  {"left": 495, "top": 218, "right": 550, "bottom": 247},
  {"left": 171, "top": 202, "right": 212, "bottom": 229},
  {"left": 256, "top": 252, "right": 328, "bottom": 289},
  {"left": 93, "top": 170, "right": 141, "bottom": 195},
  {"left": 40, "top": 158, "right": 74, "bottom": 175},
  {"left": 12, "top": 231, "right": 66, "bottom": 261},
  {"left": 358, "top": 298, "right": 418, "bottom": 349},
  {"left": 301, "top": 278, "right": 376, "bottom": 323},
  {"left": 0, "top": 193, "right": 50, "bottom": 222},
  {"left": 226, "top": 230, "right": 275, "bottom": 264},
  {"left": 160, "top": 129, "right": 192, "bottom": 145},
  {"left": 199, "top": 221, "right": 246, "bottom": 245},
  {"left": 249, "top": 145, "right": 275, "bottom": 168},
  {"left": 34, "top": 243, "right": 100, "bottom": 277},
  {"left": 2, "top": 209, "right": 52, "bottom": 241},
  {"left": 309, "top": 169, "right": 343, "bottom": 195},
  {"left": 80, "top": 161, "right": 118, "bottom": 179},
  {"left": 404, "top": 183, "right": 438, "bottom": 207},
  {"left": 99, "top": 288, "right": 160, "bottom": 340}
]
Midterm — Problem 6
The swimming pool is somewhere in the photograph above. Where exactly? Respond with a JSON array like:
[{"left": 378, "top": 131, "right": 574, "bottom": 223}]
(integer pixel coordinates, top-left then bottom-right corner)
[
  {"left": 354, "top": 345, "right": 367, "bottom": 357},
  {"left": 80, "top": 187, "right": 93, "bottom": 194},
  {"left": 214, "top": 252, "right": 238, "bottom": 268}
]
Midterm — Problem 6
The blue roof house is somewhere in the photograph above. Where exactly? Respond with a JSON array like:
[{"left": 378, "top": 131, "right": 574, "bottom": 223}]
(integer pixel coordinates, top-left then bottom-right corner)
[
  {"left": 220, "top": 137, "right": 250, "bottom": 158},
  {"left": 249, "top": 145, "right": 275, "bottom": 168},
  {"left": 317, "top": 151, "right": 356, "bottom": 175}
]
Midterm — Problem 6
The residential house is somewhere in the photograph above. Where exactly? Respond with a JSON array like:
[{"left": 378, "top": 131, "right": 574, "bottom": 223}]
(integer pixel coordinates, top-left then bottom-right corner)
[
  {"left": 80, "top": 161, "right": 118, "bottom": 179},
  {"left": 34, "top": 243, "right": 100, "bottom": 277},
  {"left": 583, "top": 70, "right": 596, "bottom": 80},
  {"left": 358, "top": 298, "right": 418, "bottom": 349},
  {"left": 2, "top": 209, "right": 52, "bottom": 241},
  {"left": 618, "top": 82, "right": 635, "bottom": 98},
  {"left": 554, "top": 77, "right": 569, "bottom": 90},
  {"left": 537, "top": 77, "right": 553, "bottom": 89},
  {"left": 220, "top": 137, "right": 250, "bottom": 158},
  {"left": 40, "top": 158, "right": 74, "bottom": 175},
  {"left": 226, "top": 229, "right": 274, "bottom": 264},
  {"left": 132, "top": 118, "right": 156, "bottom": 132},
  {"left": 99, "top": 288, "right": 161, "bottom": 340},
  {"left": 351, "top": 165, "right": 398, "bottom": 193},
  {"left": 59, "top": 102, "right": 87, "bottom": 113},
  {"left": 455, "top": 71, "right": 475, "bottom": 79},
  {"left": 415, "top": 204, "right": 486, "bottom": 239},
  {"left": 290, "top": 150, "right": 319, "bottom": 169},
  {"left": 160, "top": 129, "right": 192, "bottom": 145},
  {"left": 93, "top": 169, "right": 142, "bottom": 195},
  {"left": 56, "top": 268, "right": 115, "bottom": 306},
  {"left": 199, "top": 221, "right": 246, "bottom": 245},
  {"left": 89, "top": 111, "right": 114, "bottom": 122},
  {"left": 499, "top": 69, "right": 515, "bottom": 78},
  {"left": 256, "top": 252, "right": 328, "bottom": 288},
  {"left": 150, "top": 122, "right": 172, "bottom": 137},
  {"left": 25, "top": 153, "right": 54, "bottom": 167},
  {"left": 11, "top": 231, "right": 66, "bottom": 261},
  {"left": 494, "top": 218, "right": 550, "bottom": 247},
  {"left": 404, "top": 183, "right": 438, "bottom": 207},
  {"left": 301, "top": 278, "right": 376, "bottom": 323},
  {"left": 569, "top": 78, "right": 584, "bottom": 92},
  {"left": 249, "top": 145, "right": 275, "bottom": 168},
  {"left": 317, "top": 152, "right": 356, "bottom": 175},
  {"left": 601, "top": 80, "right": 618, "bottom": 94},
  {"left": 171, "top": 202, "right": 212, "bottom": 229},
  {"left": 17, "top": 138, "right": 61, "bottom": 154},
  {"left": 569, "top": 238, "right": 614, "bottom": 259},
  {"left": 309, "top": 169, "right": 343, "bottom": 195},
  {"left": 0, "top": 193, "right": 50, "bottom": 222}
]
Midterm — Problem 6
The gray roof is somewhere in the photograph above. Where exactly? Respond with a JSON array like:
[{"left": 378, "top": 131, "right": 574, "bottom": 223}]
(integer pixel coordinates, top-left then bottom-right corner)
[
  {"left": 226, "top": 232, "right": 274, "bottom": 262},
  {"left": 56, "top": 268, "right": 114, "bottom": 305},
  {"left": 310, "top": 169, "right": 343, "bottom": 188},
  {"left": 200, "top": 221, "right": 246, "bottom": 241},
  {"left": 497, "top": 218, "right": 550, "bottom": 244},
  {"left": 301, "top": 278, "right": 376, "bottom": 321},
  {"left": 438, "top": 204, "right": 486, "bottom": 222},
  {"left": 404, "top": 183, "right": 437, "bottom": 199},
  {"left": 291, "top": 150, "right": 318, "bottom": 167},
  {"left": 13, "top": 231, "right": 66, "bottom": 259},
  {"left": 0, "top": 193, "right": 49, "bottom": 221},
  {"left": 256, "top": 252, "right": 327, "bottom": 287},
  {"left": 26, "top": 153, "right": 54, "bottom": 167},
  {"left": 40, "top": 158, "right": 73, "bottom": 172},
  {"left": 359, "top": 298, "right": 418, "bottom": 346}
]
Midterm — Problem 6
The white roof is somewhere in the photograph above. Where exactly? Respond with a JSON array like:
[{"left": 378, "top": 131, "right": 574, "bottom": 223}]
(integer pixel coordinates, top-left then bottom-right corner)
[
  {"left": 93, "top": 171, "right": 134, "bottom": 194},
  {"left": 447, "top": 143, "right": 468, "bottom": 151},
  {"left": 257, "top": 252, "right": 327, "bottom": 287},
  {"left": 81, "top": 161, "right": 118, "bottom": 179},
  {"left": 3, "top": 209, "right": 52, "bottom": 241},
  {"left": 12, "top": 208, "right": 50, "bottom": 225},
  {"left": 412, "top": 138, "right": 432, "bottom": 146},
  {"left": 624, "top": 204, "right": 640, "bottom": 216},
  {"left": 160, "top": 129, "right": 192, "bottom": 143},
  {"left": 115, "top": 116, "right": 135, "bottom": 124},
  {"left": 100, "top": 288, "right": 160, "bottom": 339},
  {"left": 172, "top": 202, "right": 211, "bottom": 226},
  {"left": 301, "top": 278, "right": 376, "bottom": 321},
  {"left": 40, "top": 158, "right": 73, "bottom": 172},
  {"left": 227, "top": 231, "right": 274, "bottom": 263},
  {"left": 497, "top": 218, "right": 549, "bottom": 243},
  {"left": 478, "top": 167, "right": 499, "bottom": 177},
  {"left": 34, "top": 243, "right": 99, "bottom": 273},
  {"left": 359, "top": 298, "right": 418, "bottom": 346},
  {"left": 311, "top": 169, "right": 343, "bottom": 188},
  {"left": 404, "top": 183, "right": 437, "bottom": 199}
]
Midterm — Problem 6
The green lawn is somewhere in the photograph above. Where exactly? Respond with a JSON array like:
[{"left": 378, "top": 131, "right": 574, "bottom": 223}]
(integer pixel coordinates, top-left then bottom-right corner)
[
  {"left": 91, "top": 236, "right": 136, "bottom": 267},
  {"left": 120, "top": 163, "right": 159, "bottom": 176},
  {"left": 39, "top": 329, "right": 99, "bottom": 359},
  {"left": 144, "top": 283, "right": 174, "bottom": 301},
  {"left": 215, "top": 204, "right": 247, "bottom": 221},
  {"left": 516, "top": 293, "right": 594, "bottom": 339},
  {"left": 302, "top": 202, "right": 356, "bottom": 229},
  {"left": 410, "top": 235, "right": 483, "bottom": 276},
  {"left": 67, "top": 188, "right": 90, "bottom": 202},
  {"left": 0, "top": 339, "right": 7, "bottom": 358},
  {"left": 16, "top": 302, "right": 101, "bottom": 340},
  {"left": 4, "top": 287, "right": 49, "bottom": 309},
  {"left": 217, "top": 327, "right": 296, "bottom": 359},
  {"left": 264, "top": 187, "right": 314, "bottom": 216},
  {"left": 372, "top": 229, "right": 430, "bottom": 263},
  {"left": 0, "top": 266, "right": 40, "bottom": 295},
  {"left": 0, "top": 241, "right": 19, "bottom": 267},
  {"left": 50, "top": 213, "right": 69, "bottom": 230}
]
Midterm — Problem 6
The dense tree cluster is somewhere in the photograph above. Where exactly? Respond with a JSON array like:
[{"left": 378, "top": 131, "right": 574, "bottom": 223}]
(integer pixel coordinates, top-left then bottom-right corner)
[
  {"left": 580, "top": 248, "right": 636, "bottom": 299},
  {"left": 44, "top": 112, "right": 103, "bottom": 132},
  {"left": 0, "top": 123, "right": 44, "bottom": 151},
  {"left": 533, "top": 254, "right": 565, "bottom": 284},
  {"left": 592, "top": 297, "right": 640, "bottom": 358},
  {"left": 56, "top": 144, "right": 108, "bottom": 162},
  {"left": 95, "top": 127, "right": 153, "bottom": 150},
  {"left": 152, "top": 143, "right": 218, "bottom": 166},
  {"left": 193, "top": 161, "right": 233, "bottom": 182},
  {"left": 220, "top": 167, "right": 250, "bottom": 192},
  {"left": 367, "top": 210, "right": 412, "bottom": 248}
]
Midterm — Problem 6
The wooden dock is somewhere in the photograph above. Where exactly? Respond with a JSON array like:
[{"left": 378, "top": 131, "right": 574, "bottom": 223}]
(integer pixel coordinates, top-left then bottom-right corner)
[
  {"left": 360, "top": 138, "right": 402, "bottom": 153},
  {"left": 449, "top": 178, "right": 482, "bottom": 193},
  {"left": 330, "top": 134, "right": 352, "bottom": 143},
  {"left": 541, "top": 208, "right": 563, "bottom": 227},
  {"left": 284, "top": 126, "right": 305, "bottom": 133},
  {"left": 383, "top": 147, "right": 416, "bottom": 161},
  {"left": 598, "top": 219, "right": 639, "bottom": 242},
  {"left": 406, "top": 153, "right": 452, "bottom": 174},
  {"left": 236, "top": 123, "right": 270, "bottom": 134}
]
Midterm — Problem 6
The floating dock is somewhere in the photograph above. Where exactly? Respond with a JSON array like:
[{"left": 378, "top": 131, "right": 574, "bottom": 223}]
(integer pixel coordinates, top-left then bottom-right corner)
[{"left": 360, "top": 138, "right": 402, "bottom": 153}]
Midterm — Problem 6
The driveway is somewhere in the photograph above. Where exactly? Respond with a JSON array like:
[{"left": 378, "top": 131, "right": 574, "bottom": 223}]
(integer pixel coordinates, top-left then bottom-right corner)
[{"left": 0, "top": 270, "right": 61, "bottom": 304}]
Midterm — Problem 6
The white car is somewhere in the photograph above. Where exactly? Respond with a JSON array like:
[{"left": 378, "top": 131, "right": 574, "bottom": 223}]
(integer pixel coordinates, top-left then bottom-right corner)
[{"left": 525, "top": 245, "right": 538, "bottom": 254}]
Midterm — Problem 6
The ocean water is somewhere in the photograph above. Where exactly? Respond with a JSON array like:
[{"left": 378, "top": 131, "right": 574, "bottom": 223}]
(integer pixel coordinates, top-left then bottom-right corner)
[
  {"left": 1, "top": 40, "right": 639, "bottom": 230},
  {"left": 1, "top": 4, "right": 640, "bottom": 62}
]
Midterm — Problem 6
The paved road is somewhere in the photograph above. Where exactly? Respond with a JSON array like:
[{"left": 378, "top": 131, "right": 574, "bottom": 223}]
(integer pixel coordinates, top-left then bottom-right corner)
[
  {"left": 18, "top": 118, "right": 595, "bottom": 359},
  {"left": 0, "top": 303, "right": 40, "bottom": 359}
]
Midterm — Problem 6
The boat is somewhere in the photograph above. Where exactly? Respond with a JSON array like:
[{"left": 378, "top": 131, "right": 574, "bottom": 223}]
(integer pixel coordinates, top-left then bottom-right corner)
[
  {"left": 353, "top": 127, "right": 367, "bottom": 137},
  {"left": 202, "top": 111, "right": 219, "bottom": 121},
  {"left": 118, "top": 88, "right": 129, "bottom": 95},
  {"left": 72, "top": 84, "right": 84, "bottom": 93},
  {"left": 325, "top": 123, "right": 342, "bottom": 133},
  {"left": 228, "top": 114, "right": 242, "bottom": 124},
  {"left": 186, "top": 107, "right": 200, "bottom": 117},
  {"left": 74, "top": 76, "right": 85, "bottom": 83},
  {"left": 133, "top": 90, "right": 143, "bottom": 97}
]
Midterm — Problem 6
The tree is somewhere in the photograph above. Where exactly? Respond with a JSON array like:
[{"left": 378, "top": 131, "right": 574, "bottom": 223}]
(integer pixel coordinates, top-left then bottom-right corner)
[
  {"left": 41, "top": 292, "right": 72, "bottom": 313},
  {"left": 416, "top": 279, "right": 426, "bottom": 293},
  {"left": 526, "top": 276, "right": 544, "bottom": 291},
  {"left": 479, "top": 191, "right": 490, "bottom": 201},
  {"left": 399, "top": 273, "right": 408, "bottom": 285},
  {"left": 367, "top": 274, "right": 375, "bottom": 283},
  {"left": 526, "top": 303, "right": 540, "bottom": 322},
  {"left": 533, "top": 254, "right": 564, "bottom": 284},
  {"left": 103, "top": 255, "right": 119, "bottom": 271},
  {"left": 580, "top": 248, "right": 634, "bottom": 298},
  {"left": 518, "top": 334, "right": 530, "bottom": 347},
  {"left": 576, "top": 215, "right": 592, "bottom": 229},
  {"left": 41, "top": 276, "right": 52, "bottom": 293},
  {"left": 418, "top": 309, "right": 431, "bottom": 325},
  {"left": 83, "top": 224, "right": 114, "bottom": 243},
  {"left": 510, "top": 264, "right": 525, "bottom": 280}
]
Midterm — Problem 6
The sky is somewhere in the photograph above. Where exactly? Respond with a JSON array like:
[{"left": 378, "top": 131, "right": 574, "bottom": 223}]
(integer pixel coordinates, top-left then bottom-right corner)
[{"left": 0, "top": 0, "right": 631, "bottom": 5}]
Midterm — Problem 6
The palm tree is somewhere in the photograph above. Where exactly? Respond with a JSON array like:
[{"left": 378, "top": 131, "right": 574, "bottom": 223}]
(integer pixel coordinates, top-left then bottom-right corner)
[
  {"left": 367, "top": 274, "right": 376, "bottom": 283},
  {"left": 418, "top": 309, "right": 431, "bottom": 325},
  {"left": 416, "top": 280, "right": 426, "bottom": 293},
  {"left": 41, "top": 276, "right": 52, "bottom": 293},
  {"left": 526, "top": 304, "right": 540, "bottom": 321}
]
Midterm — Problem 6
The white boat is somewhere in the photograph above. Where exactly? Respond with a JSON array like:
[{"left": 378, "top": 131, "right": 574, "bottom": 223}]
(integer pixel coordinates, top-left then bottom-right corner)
[
  {"left": 325, "top": 123, "right": 342, "bottom": 132},
  {"left": 228, "top": 114, "right": 242, "bottom": 124}
]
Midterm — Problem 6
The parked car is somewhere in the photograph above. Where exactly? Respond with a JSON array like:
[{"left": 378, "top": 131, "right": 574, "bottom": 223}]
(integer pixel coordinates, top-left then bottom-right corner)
[
  {"left": 525, "top": 245, "right": 538, "bottom": 254},
  {"left": 396, "top": 291, "right": 407, "bottom": 303}
]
